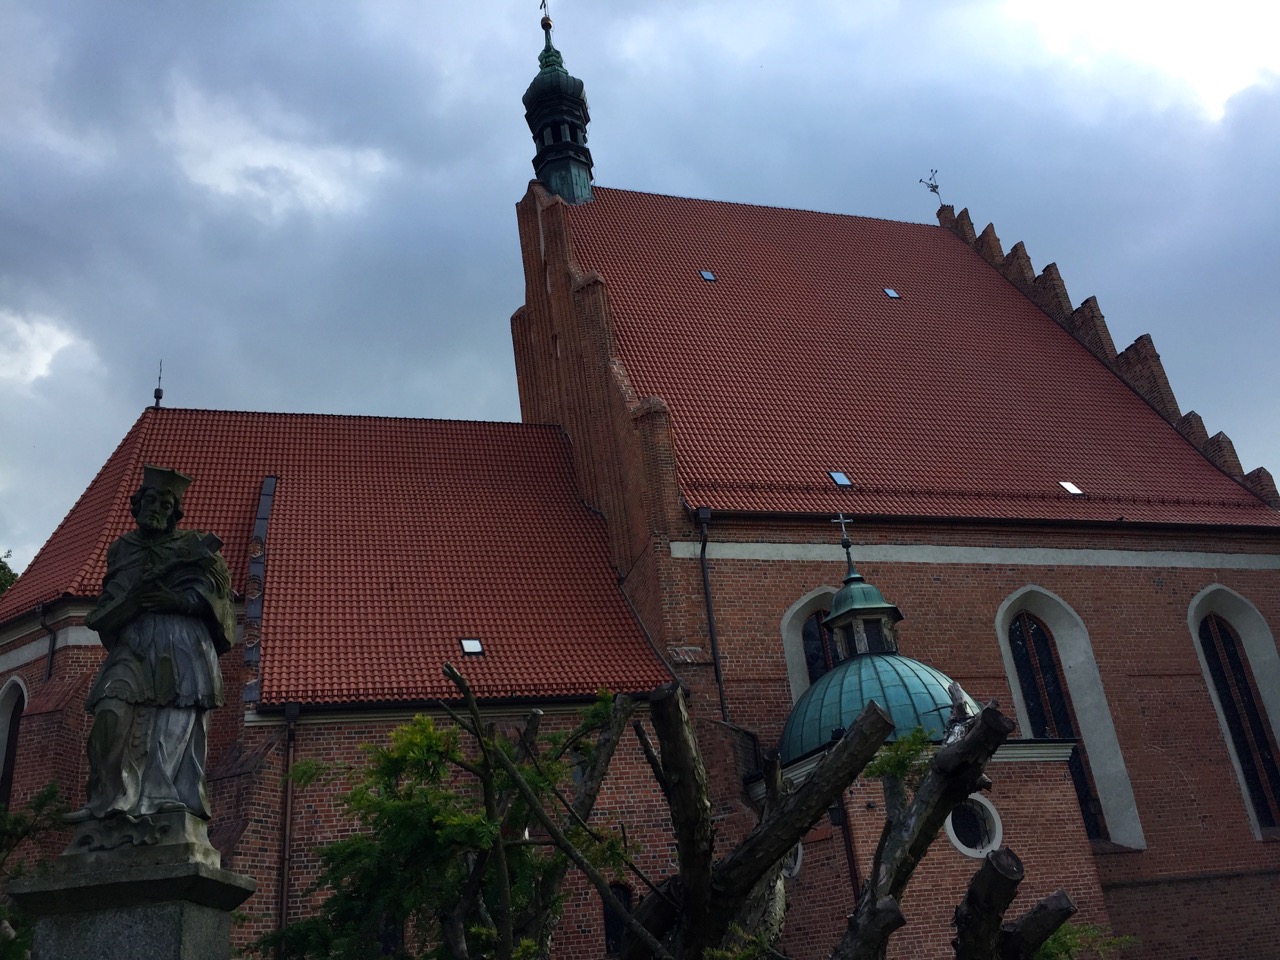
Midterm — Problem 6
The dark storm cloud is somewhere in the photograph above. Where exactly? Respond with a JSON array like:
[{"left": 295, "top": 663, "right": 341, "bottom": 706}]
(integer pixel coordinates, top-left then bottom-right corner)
[{"left": 2, "top": 1, "right": 1277, "bottom": 570}]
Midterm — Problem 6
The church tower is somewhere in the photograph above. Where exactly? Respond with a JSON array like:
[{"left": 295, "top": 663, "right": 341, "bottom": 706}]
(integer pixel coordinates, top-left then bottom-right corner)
[{"left": 523, "top": 16, "right": 594, "bottom": 204}]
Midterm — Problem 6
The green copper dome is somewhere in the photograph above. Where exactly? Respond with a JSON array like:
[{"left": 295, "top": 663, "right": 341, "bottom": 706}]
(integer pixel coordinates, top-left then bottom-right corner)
[{"left": 779, "top": 654, "right": 977, "bottom": 764}]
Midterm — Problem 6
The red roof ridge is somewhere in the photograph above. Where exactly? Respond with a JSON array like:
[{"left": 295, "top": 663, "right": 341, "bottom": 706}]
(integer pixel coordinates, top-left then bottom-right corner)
[
  {"left": 133, "top": 405, "right": 545, "bottom": 431},
  {"left": 592, "top": 184, "right": 937, "bottom": 231}
]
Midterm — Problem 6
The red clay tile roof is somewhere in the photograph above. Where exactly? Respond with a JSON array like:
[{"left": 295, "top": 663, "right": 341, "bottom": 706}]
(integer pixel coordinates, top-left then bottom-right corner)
[
  {"left": 0, "top": 408, "right": 670, "bottom": 705},
  {"left": 563, "top": 188, "right": 1278, "bottom": 527}
]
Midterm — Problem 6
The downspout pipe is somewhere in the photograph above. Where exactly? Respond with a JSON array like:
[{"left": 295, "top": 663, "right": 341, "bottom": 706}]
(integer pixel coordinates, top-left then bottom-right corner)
[
  {"left": 277, "top": 702, "right": 300, "bottom": 950},
  {"left": 39, "top": 603, "right": 57, "bottom": 681},
  {"left": 696, "top": 507, "right": 730, "bottom": 723},
  {"left": 831, "top": 793, "right": 862, "bottom": 898}
]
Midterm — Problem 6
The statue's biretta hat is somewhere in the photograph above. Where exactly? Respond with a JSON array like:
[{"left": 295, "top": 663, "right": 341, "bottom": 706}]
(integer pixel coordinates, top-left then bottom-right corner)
[{"left": 140, "top": 464, "right": 194, "bottom": 502}]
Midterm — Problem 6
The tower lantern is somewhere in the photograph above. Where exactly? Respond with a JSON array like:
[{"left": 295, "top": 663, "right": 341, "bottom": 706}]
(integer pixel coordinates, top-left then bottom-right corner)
[{"left": 522, "top": 16, "right": 594, "bottom": 204}]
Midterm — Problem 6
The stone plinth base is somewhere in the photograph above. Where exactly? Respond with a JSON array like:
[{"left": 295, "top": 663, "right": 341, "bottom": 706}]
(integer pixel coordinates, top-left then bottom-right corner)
[{"left": 12, "top": 860, "right": 256, "bottom": 960}]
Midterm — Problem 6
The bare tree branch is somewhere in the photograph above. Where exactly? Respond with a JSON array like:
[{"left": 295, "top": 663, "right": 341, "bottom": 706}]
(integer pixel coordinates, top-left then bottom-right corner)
[
  {"left": 632, "top": 719, "right": 669, "bottom": 800},
  {"left": 444, "top": 663, "right": 516, "bottom": 960},
  {"left": 999, "top": 889, "right": 1077, "bottom": 960},
  {"left": 443, "top": 706, "right": 545, "bottom": 957},
  {"left": 486, "top": 727, "right": 678, "bottom": 960}
]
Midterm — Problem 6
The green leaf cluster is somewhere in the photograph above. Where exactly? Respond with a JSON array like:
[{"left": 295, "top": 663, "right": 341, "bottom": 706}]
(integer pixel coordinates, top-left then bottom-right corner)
[
  {"left": 251, "top": 695, "right": 622, "bottom": 960},
  {"left": 0, "top": 783, "right": 71, "bottom": 959},
  {"left": 1032, "top": 922, "right": 1137, "bottom": 959},
  {"left": 0, "top": 552, "right": 15, "bottom": 598},
  {"left": 864, "top": 726, "right": 932, "bottom": 791}
]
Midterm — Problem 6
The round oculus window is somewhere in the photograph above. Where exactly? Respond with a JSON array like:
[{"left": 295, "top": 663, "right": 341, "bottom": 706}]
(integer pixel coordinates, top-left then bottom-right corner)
[{"left": 944, "top": 794, "right": 1002, "bottom": 858}]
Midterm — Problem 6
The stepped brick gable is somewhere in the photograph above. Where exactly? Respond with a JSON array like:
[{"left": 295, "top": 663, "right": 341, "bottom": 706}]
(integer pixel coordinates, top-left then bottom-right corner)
[{"left": 527, "top": 186, "right": 1277, "bottom": 524}]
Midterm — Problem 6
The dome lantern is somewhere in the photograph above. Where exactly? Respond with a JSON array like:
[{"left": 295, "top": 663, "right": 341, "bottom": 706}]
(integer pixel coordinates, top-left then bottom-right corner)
[{"left": 822, "top": 532, "right": 903, "bottom": 657}]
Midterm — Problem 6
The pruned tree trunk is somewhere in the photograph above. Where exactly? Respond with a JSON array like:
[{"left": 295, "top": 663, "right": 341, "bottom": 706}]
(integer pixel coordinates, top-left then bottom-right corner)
[
  {"left": 624, "top": 684, "right": 894, "bottom": 960},
  {"left": 648, "top": 683, "right": 715, "bottom": 958},
  {"left": 722, "top": 752, "right": 787, "bottom": 947},
  {"left": 833, "top": 702, "right": 1015, "bottom": 960},
  {"left": 443, "top": 672, "right": 1077, "bottom": 960},
  {"left": 999, "top": 890, "right": 1077, "bottom": 960},
  {"left": 952, "top": 848, "right": 1077, "bottom": 960},
  {"left": 953, "top": 848, "right": 1025, "bottom": 960}
]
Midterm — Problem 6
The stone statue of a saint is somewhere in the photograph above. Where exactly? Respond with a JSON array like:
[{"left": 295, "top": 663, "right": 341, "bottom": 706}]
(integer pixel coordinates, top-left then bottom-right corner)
[{"left": 72, "top": 465, "right": 235, "bottom": 823}]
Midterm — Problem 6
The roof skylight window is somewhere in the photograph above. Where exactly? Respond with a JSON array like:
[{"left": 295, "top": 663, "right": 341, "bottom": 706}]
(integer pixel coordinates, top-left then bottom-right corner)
[
  {"left": 460, "top": 638, "right": 484, "bottom": 655},
  {"left": 829, "top": 471, "right": 853, "bottom": 487},
  {"left": 700, "top": 270, "right": 717, "bottom": 282},
  {"left": 1058, "top": 481, "right": 1085, "bottom": 496},
  {"left": 884, "top": 288, "right": 901, "bottom": 299}
]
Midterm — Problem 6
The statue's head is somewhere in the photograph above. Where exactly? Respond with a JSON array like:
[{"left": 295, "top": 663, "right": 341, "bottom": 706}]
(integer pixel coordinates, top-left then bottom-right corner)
[{"left": 130, "top": 464, "right": 193, "bottom": 534}]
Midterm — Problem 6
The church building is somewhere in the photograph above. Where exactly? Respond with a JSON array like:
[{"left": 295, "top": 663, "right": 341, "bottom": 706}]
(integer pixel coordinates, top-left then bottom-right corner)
[{"left": 1, "top": 17, "right": 1278, "bottom": 959}]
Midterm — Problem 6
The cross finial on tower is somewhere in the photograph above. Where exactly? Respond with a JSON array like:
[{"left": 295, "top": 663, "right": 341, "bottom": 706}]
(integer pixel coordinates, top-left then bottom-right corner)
[
  {"left": 831, "top": 513, "right": 863, "bottom": 582},
  {"left": 153, "top": 360, "right": 164, "bottom": 409},
  {"left": 831, "top": 512, "right": 853, "bottom": 549}
]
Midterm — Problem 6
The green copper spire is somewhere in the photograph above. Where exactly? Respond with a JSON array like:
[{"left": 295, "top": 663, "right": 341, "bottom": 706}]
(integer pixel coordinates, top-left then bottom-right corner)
[
  {"left": 523, "top": 16, "right": 594, "bottom": 204},
  {"left": 537, "top": 20, "right": 566, "bottom": 73}
]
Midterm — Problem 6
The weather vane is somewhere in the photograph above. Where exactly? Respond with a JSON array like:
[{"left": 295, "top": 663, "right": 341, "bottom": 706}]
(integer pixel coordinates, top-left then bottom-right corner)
[
  {"left": 153, "top": 360, "right": 164, "bottom": 409},
  {"left": 919, "top": 169, "right": 942, "bottom": 205}
]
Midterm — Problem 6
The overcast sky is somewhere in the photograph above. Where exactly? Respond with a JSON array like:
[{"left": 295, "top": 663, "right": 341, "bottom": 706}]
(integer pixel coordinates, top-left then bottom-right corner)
[{"left": 2, "top": 0, "right": 1278, "bottom": 571}]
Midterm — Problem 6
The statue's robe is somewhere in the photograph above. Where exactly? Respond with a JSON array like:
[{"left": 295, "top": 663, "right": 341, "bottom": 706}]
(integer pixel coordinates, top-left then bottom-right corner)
[{"left": 82, "top": 528, "right": 235, "bottom": 820}]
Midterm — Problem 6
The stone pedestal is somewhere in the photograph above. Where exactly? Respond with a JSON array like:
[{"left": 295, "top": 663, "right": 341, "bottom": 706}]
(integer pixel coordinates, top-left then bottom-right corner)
[{"left": 11, "top": 812, "right": 256, "bottom": 960}]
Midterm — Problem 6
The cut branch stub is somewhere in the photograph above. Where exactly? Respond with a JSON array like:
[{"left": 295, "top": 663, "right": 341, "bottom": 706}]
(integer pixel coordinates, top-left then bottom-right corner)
[
  {"left": 839, "top": 897, "right": 906, "bottom": 960},
  {"left": 999, "top": 890, "right": 1077, "bottom": 960},
  {"left": 952, "top": 847, "right": 1024, "bottom": 960},
  {"left": 879, "top": 703, "right": 1014, "bottom": 902}
]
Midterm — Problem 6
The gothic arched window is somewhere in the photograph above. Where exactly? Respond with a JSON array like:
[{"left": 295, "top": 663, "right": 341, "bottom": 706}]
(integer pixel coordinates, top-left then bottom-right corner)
[
  {"left": 0, "top": 683, "right": 24, "bottom": 809},
  {"left": 1008, "top": 610, "right": 1107, "bottom": 840},
  {"left": 1199, "top": 613, "right": 1280, "bottom": 832}
]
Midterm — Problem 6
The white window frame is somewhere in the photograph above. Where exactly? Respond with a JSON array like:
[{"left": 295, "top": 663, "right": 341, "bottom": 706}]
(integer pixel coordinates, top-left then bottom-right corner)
[
  {"left": 1187, "top": 584, "right": 1280, "bottom": 840},
  {"left": 780, "top": 586, "right": 841, "bottom": 703},
  {"left": 995, "top": 585, "right": 1145, "bottom": 849}
]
